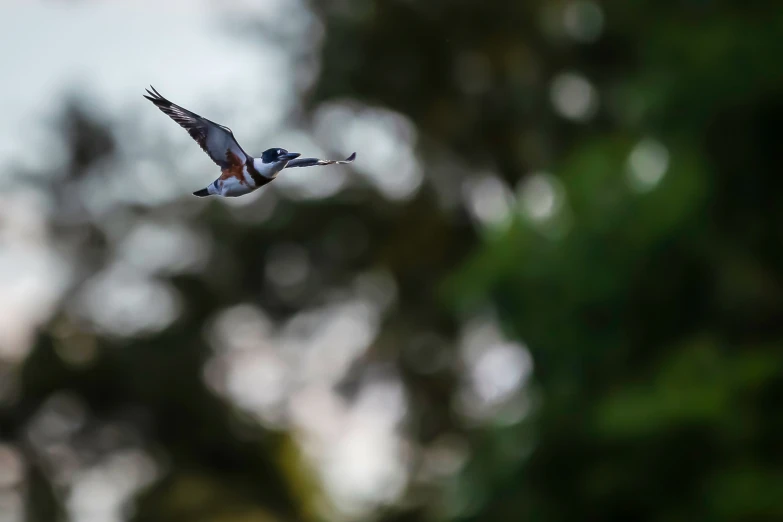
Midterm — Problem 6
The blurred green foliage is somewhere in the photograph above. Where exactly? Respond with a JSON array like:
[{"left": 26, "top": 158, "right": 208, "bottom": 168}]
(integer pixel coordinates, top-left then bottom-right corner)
[{"left": 2, "top": 1, "right": 783, "bottom": 521}]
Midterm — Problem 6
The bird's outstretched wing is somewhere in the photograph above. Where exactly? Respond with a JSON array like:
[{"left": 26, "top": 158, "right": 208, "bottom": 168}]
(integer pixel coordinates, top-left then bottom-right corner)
[
  {"left": 285, "top": 152, "right": 357, "bottom": 169},
  {"left": 144, "top": 86, "right": 248, "bottom": 169}
]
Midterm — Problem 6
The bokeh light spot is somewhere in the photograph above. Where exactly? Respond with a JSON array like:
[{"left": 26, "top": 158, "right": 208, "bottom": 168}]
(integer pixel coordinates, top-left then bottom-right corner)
[
  {"left": 517, "top": 172, "right": 565, "bottom": 222},
  {"left": 550, "top": 72, "right": 599, "bottom": 121},
  {"left": 563, "top": 1, "right": 605, "bottom": 43},
  {"left": 627, "top": 138, "right": 670, "bottom": 192}
]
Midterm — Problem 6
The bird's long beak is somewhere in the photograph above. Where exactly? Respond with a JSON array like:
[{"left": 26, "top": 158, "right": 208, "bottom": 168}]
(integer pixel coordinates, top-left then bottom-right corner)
[{"left": 281, "top": 152, "right": 301, "bottom": 161}]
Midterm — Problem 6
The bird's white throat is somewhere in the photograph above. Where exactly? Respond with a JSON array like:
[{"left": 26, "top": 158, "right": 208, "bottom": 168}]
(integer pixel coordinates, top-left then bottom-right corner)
[{"left": 253, "top": 158, "right": 284, "bottom": 179}]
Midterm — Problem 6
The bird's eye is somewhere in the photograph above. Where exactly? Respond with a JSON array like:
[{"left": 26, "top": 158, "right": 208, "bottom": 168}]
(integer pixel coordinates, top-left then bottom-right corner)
[{"left": 277, "top": 149, "right": 283, "bottom": 155}]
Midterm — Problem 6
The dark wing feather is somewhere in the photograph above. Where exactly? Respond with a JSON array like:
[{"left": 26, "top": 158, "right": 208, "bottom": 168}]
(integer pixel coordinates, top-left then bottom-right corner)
[
  {"left": 285, "top": 152, "right": 357, "bottom": 169},
  {"left": 144, "top": 86, "right": 248, "bottom": 168}
]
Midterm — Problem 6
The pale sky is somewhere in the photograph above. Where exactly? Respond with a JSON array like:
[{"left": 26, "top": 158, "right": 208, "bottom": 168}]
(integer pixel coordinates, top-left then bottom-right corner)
[{"left": 0, "top": 0, "right": 300, "bottom": 165}]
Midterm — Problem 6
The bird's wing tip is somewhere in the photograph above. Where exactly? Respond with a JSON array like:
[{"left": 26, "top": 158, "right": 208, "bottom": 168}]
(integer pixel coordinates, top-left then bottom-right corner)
[
  {"left": 145, "top": 85, "right": 163, "bottom": 99},
  {"left": 346, "top": 152, "right": 357, "bottom": 162}
]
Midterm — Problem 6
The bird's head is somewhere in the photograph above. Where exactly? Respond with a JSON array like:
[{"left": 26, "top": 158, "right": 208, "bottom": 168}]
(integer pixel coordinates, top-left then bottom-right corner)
[{"left": 261, "top": 148, "right": 301, "bottom": 165}]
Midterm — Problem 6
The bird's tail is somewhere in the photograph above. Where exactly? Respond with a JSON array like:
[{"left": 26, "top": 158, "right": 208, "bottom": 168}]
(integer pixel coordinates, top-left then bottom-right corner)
[{"left": 193, "top": 187, "right": 210, "bottom": 197}]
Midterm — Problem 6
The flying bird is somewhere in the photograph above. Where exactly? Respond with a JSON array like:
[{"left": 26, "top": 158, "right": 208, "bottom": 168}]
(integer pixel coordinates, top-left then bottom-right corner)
[{"left": 143, "top": 86, "right": 356, "bottom": 198}]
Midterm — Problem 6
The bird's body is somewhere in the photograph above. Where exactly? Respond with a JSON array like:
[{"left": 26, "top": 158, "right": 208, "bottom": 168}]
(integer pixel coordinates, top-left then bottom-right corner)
[
  {"left": 143, "top": 86, "right": 356, "bottom": 198},
  {"left": 198, "top": 150, "right": 283, "bottom": 198}
]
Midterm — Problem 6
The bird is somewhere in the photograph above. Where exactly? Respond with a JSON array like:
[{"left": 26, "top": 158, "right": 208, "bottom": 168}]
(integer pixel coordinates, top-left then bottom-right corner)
[{"left": 143, "top": 86, "right": 356, "bottom": 198}]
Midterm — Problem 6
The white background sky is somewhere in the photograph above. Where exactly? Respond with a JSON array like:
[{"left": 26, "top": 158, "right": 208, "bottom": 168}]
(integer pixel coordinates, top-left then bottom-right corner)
[{"left": 0, "top": 0, "right": 290, "bottom": 165}]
